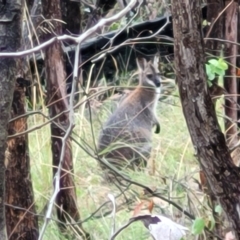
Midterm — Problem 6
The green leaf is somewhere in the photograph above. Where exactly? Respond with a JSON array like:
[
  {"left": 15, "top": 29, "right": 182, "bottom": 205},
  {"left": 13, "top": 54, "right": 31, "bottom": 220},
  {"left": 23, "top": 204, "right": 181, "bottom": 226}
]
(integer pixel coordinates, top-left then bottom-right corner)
[
  {"left": 202, "top": 20, "right": 209, "bottom": 26},
  {"left": 208, "top": 59, "right": 219, "bottom": 67},
  {"left": 191, "top": 218, "right": 205, "bottom": 235},
  {"left": 206, "top": 64, "right": 211, "bottom": 75},
  {"left": 206, "top": 64, "right": 215, "bottom": 80},
  {"left": 208, "top": 58, "right": 228, "bottom": 71},
  {"left": 215, "top": 205, "right": 223, "bottom": 215},
  {"left": 218, "top": 58, "right": 228, "bottom": 70},
  {"left": 206, "top": 58, "right": 228, "bottom": 80},
  {"left": 214, "top": 67, "right": 225, "bottom": 76},
  {"left": 208, "top": 73, "right": 215, "bottom": 81},
  {"left": 109, "top": 22, "right": 120, "bottom": 31}
]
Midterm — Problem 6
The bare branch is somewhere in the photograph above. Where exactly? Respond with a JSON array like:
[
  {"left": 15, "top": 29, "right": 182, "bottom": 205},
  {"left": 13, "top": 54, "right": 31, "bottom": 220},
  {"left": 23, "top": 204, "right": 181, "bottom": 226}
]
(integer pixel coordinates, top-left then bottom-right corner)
[
  {"left": 92, "top": 13, "right": 171, "bottom": 63},
  {"left": 38, "top": 0, "right": 138, "bottom": 238},
  {"left": 110, "top": 219, "right": 136, "bottom": 240},
  {"left": 204, "top": 0, "right": 234, "bottom": 42},
  {"left": 108, "top": 194, "right": 117, "bottom": 239},
  {"left": 0, "top": 0, "right": 139, "bottom": 58}
]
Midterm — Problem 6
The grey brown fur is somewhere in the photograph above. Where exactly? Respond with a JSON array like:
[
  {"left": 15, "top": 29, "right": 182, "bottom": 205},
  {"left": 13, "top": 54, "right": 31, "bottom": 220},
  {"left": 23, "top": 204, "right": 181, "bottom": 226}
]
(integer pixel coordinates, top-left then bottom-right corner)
[{"left": 98, "top": 56, "right": 161, "bottom": 169}]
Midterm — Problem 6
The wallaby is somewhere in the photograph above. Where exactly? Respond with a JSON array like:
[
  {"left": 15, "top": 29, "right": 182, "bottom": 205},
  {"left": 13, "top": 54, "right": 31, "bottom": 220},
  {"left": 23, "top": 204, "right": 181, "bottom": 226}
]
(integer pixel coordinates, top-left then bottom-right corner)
[{"left": 98, "top": 56, "right": 161, "bottom": 170}]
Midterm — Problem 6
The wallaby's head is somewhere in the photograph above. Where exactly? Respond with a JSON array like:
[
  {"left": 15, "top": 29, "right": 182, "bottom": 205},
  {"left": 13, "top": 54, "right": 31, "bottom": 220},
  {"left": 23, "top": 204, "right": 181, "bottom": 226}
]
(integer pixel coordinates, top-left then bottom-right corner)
[{"left": 136, "top": 56, "right": 161, "bottom": 89}]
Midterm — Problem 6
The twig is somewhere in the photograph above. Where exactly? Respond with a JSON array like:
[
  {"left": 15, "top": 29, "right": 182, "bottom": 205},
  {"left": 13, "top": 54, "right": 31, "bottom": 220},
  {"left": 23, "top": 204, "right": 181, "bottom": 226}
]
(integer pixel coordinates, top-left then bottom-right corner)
[
  {"left": 93, "top": 13, "right": 171, "bottom": 63},
  {"left": 204, "top": 38, "right": 240, "bottom": 47},
  {"left": 76, "top": 185, "right": 132, "bottom": 224},
  {"left": 38, "top": 31, "right": 82, "bottom": 239},
  {"left": 101, "top": 0, "right": 143, "bottom": 50},
  {"left": 108, "top": 194, "right": 116, "bottom": 239},
  {"left": 110, "top": 218, "right": 136, "bottom": 240},
  {"left": 95, "top": 154, "right": 196, "bottom": 220},
  {"left": 7, "top": 86, "right": 114, "bottom": 139},
  {"left": 0, "top": 0, "right": 139, "bottom": 58},
  {"left": 38, "top": 0, "right": 139, "bottom": 238},
  {"left": 204, "top": 0, "right": 234, "bottom": 43}
]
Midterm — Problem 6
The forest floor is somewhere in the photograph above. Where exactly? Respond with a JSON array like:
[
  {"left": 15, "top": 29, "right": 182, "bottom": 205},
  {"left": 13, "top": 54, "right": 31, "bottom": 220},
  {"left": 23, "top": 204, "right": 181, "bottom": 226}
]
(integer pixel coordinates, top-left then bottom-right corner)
[{"left": 28, "top": 79, "right": 225, "bottom": 240}]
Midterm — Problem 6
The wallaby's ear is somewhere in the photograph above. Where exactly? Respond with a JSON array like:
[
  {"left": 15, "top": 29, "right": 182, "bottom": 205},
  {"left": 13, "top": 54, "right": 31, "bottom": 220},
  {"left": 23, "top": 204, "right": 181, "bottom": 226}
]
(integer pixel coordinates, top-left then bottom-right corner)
[
  {"left": 153, "top": 55, "right": 160, "bottom": 68},
  {"left": 136, "top": 58, "right": 148, "bottom": 71}
]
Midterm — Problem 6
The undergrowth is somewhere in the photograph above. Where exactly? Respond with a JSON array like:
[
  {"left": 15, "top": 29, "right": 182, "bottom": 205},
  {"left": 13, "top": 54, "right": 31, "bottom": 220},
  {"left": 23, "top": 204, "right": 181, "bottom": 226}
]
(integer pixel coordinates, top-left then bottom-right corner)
[{"left": 28, "top": 78, "right": 224, "bottom": 239}]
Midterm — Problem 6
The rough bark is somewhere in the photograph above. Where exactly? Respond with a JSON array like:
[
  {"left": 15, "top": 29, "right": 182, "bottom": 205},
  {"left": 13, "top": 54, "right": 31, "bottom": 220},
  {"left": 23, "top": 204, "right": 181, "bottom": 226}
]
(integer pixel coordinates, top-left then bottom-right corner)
[
  {"left": 5, "top": 80, "right": 39, "bottom": 240},
  {"left": 0, "top": 0, "right": 24, "bottom": 239},
  {"left": 42, "top": 1, "right": 89, "bottom": 239},
  {"left": 4, "top": 2, "right": 39, "bottom": 237},
  {"left": 238, "top": 4, "right": 240, "bottom": 133},
  {"left": 171, "top": 0, "right": 240, "bottom": 238},
  {"left": 224, "top": 1, "right": 238, "bottom": 150},
  {"left": 203, "top": 1, "right": 225, "bottom": 238},
  {"left": 204, "top": 0, "right": 224, "bottom": 104}
]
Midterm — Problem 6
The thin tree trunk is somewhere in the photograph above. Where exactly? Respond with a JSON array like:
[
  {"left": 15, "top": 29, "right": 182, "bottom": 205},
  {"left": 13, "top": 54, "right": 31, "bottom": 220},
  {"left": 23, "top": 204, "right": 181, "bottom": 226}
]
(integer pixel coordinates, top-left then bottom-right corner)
[
  {"left": 4, "top": 1, "right": 39, "bottom": 238},
  {"left": 0, "top": 0, "right": 24, "bottom": 239},
  {"left": 205, "top": 0, "right": 224, "bottom": 52},
  {"left": 171, "top": 0, "right": 240, "bottom": 238},
  {"left": 224, "top": 1, "right": 238, "bottom": 150},
  {"left": 237, "top": 3, "right": 240, "bottom": 131},
  {"left": 203, "top": 1, "right": 225, "bottom": 238},
  {"left": 42, "top": 1, "right": 89, "bottom": 239},
  {"left": 5, "top": 79, "right": 39, "bottom": 239}
]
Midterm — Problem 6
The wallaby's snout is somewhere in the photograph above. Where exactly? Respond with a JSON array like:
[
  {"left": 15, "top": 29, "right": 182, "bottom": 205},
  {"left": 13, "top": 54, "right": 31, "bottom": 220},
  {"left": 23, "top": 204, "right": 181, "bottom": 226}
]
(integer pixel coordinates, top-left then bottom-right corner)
[
  {"left": 146, "top": 73, "right": 161, "bottom": 88},
  {"left": 154, "top": 77, "right": 161, "bottom": 88}
]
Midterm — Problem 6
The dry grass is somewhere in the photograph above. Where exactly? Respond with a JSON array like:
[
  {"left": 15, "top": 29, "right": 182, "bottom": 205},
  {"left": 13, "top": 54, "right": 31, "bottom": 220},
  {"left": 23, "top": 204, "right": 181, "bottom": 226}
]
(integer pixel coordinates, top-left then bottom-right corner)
[
  {"left": 22, "top": 1, "right": 225, "bottom": 238},
  {"left": 28, "top": 80, "right": 215, "bottom": 239}
]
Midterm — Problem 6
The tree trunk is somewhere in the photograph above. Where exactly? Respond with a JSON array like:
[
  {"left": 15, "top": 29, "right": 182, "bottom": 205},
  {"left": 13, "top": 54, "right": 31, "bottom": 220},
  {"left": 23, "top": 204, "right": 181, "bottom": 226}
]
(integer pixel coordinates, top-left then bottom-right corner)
[
  {"left": 5, "top": 80, "right": 39, "bottom": 240},
  {"left": 205, "top": 0, "right": 224, "bottom": 53},
  {"left": 224, "top": 0, "right": 238, "bottom": 150},
  {"left": 42, "top": 1, "right": 89, "bottom": 239},
  {"left": 203, "top": 1, "right": 225, "bottom": 238},
  {"left": 171, "top": 0, "right": 240, "bottom": 238},
  {"left": 0, "top": 1, "right": 24, "bottom": 239},
  {"left": 237, "top": 4, "right": 240, "bottom": 129},
  {"left": 5, "top": 1, "right": 39, "bottom": 238}
]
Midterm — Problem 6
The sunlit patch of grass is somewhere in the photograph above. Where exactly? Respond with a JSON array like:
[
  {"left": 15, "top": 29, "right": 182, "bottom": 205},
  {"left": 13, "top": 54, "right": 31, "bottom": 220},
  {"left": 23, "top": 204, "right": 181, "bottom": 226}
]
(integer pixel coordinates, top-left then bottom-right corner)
[{"left": 28, "top": 113, "right": 52, "bottom": 212}]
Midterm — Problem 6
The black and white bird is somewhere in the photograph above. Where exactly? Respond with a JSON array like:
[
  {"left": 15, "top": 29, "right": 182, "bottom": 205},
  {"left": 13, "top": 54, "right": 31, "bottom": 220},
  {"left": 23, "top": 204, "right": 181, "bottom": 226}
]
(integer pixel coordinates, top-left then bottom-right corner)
[{"left": 131, "top": 200, "right": 188, "bottom": 240}]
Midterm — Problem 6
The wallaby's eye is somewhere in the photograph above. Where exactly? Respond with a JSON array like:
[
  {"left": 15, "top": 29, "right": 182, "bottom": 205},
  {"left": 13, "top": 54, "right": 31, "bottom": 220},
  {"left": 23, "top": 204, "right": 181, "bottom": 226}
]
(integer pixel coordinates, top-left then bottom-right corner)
[{"left": 147, "top": 74, "right": 153, "bottom": 80}]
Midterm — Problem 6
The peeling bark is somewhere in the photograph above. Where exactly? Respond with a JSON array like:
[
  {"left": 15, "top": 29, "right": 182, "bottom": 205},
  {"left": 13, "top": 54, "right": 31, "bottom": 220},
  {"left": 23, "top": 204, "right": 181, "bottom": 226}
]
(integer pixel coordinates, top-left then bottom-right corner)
[
  {"left": 4, "top": 2, "right": 39, "bottom": 239},
  {"left": 204, "top": 1, "right": 225, "bottom": 238},
  {"left": 171, "top": 0, "right": 240, "bottom": 238},
  {"left": 5, "top": 80, "right": 39, "bottom": 240},
  {"left": 237, "top": 5, "right": 240, "bottom": 134},
  {"left": 42, "top": 0, "right": 89, "bottom": 239},
  {"left": 0, "top": 0, "right": 24, "bottom": 239}
]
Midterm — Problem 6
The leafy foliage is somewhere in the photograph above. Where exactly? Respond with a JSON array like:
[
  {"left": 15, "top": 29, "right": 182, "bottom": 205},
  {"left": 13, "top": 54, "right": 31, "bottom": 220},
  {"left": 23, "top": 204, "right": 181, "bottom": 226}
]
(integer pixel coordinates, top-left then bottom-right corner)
[
  {"left": 205, "top": 58, "right": 228, "bottom": 83},
  {"left": 191, "top": 218, "right": 205, "bottom": 235}
]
